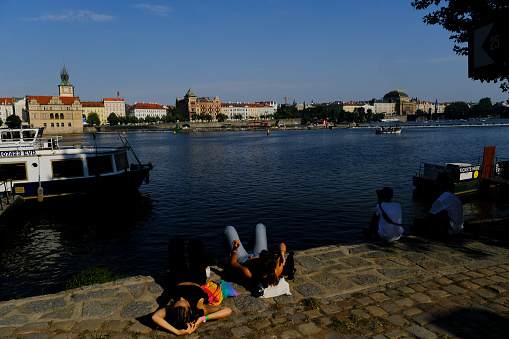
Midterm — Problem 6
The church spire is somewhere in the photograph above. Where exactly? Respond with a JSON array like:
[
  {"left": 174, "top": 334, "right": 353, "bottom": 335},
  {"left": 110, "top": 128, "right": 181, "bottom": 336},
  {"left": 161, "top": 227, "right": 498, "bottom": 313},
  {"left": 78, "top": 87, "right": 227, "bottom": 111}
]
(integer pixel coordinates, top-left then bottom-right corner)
[
  {"left": 60, "top": 61, "right": 71, "bottom": 86},
  {"left": 59, "top": 60, "right": 74, "bottom": 96}
]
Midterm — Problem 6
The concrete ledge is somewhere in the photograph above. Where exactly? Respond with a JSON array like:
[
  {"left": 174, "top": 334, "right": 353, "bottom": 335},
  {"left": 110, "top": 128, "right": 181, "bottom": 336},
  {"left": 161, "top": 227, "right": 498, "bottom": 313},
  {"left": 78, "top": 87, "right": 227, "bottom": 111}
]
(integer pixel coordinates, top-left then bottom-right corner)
[{"left": 1, "top": 221, "right": 509, "bottom": 338}]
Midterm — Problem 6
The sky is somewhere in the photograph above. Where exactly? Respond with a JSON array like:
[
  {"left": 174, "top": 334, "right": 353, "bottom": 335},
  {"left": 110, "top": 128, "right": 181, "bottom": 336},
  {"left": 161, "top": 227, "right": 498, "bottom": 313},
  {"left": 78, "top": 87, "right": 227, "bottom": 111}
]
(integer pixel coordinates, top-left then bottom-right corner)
[{"left": 0, "top": 0, "right": 507, "bottom": 106}]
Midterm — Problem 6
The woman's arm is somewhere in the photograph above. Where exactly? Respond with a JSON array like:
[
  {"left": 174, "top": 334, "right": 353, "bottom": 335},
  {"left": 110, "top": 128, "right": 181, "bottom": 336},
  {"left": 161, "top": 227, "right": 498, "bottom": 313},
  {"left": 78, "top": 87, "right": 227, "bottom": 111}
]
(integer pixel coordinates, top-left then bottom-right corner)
[
  {"left": 203, "top": 305, "right": 232, "bottom": 319},
  {"left": 192, "top": 299, "right": 232, "bottom": 329},
  {"left": 275, "top": 242, "right": 287, "bottom": 276},
  {"left": 229, "top": 240, "right": 252, "bottom": 279},
  {"left": 152, "top": 306, "right": 193, "bottom": 336}
]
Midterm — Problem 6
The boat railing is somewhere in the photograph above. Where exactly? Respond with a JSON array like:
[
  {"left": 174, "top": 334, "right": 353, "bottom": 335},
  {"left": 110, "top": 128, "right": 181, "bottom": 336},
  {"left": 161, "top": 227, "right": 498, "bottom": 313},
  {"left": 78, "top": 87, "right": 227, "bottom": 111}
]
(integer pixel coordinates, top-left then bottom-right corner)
[
  {"left": 0, "top": 135, "right": 62, "bottom": 151},
  {"left": 0, "top": 179, "right": 13, "bottom": 210}
]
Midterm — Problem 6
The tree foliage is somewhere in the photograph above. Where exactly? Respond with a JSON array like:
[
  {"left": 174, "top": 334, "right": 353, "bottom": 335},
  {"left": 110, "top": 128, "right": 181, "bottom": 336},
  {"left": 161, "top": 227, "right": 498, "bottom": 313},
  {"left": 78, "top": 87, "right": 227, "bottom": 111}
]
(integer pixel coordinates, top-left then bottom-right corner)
[
  {"left": 216, "top": 113, "right": 228, "bottom": 122},
  {"left": 6, "top": 115, "right": 22, "bottom": 128},
  {"left": 86, "top": 112, "right": 101, "bottom": 125},
  {"left": 411, "top": 0, "right": 509, "bottom": 92},
  {"left": 444, "top": 101, "right": 470, "bottom": 119},
  {"left": 107, "top": 113, "right": 120, "bottom": 125}
]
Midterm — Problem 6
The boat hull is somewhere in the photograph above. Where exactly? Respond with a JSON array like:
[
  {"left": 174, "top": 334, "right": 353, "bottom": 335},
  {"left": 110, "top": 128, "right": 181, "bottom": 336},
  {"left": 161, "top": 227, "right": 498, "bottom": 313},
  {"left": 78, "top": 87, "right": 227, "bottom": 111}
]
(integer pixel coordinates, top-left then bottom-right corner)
[
  {"left": 11, "top": 164, "right": 152, "bottom": 199},
  {"left": 412, "top": 175, "right": 479, "bottom": 195}
]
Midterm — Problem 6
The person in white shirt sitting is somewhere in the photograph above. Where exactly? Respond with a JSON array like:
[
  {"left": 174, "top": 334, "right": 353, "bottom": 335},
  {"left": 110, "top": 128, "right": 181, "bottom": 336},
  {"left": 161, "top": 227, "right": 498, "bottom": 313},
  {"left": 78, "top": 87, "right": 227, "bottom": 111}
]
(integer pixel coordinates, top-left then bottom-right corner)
[
  {"left": 411, "top": 173, "right": 464, "bottom": 237},
  {"left": 363, "top": 187, "right": 404, "bottom": 242}
]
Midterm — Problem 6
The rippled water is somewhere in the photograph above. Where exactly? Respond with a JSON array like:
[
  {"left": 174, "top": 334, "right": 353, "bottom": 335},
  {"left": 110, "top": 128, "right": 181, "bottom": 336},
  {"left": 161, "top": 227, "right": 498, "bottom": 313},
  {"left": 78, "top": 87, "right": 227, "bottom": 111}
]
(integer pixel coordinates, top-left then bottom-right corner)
[{"left": 2, "top": 121, "right": 509, "bottom": 300}]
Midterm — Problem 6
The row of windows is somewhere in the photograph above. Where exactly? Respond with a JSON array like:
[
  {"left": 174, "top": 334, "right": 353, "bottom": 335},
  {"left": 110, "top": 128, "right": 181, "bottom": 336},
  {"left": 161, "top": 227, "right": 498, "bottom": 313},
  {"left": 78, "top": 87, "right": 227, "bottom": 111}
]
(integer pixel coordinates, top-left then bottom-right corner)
[
  {"left": 42, "top": 123, "right": 72, "bottom": 128},
  {"left": 0, "top": 153, "right": 128, "bottom": 181},
  {"left": 30, "top": 106, "right": 72, "bottom": 110},
  {"left": 32, "top": 113, "right": 73, "bottom": 119}
]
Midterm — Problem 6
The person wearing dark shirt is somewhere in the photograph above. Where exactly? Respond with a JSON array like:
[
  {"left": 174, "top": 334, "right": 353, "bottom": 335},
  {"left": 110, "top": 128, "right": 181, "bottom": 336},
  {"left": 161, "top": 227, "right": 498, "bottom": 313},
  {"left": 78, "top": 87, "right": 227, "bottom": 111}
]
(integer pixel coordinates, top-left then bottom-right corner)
[{"left": 152, "top": 238, "right": 232, "bottom": 335}]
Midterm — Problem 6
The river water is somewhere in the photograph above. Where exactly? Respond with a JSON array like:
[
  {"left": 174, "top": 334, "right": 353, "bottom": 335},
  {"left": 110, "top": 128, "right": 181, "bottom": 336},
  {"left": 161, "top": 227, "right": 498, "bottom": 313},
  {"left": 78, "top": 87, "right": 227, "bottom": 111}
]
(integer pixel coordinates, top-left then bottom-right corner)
[{"left": 1, "top": 120, "right": 509, "bottom": 300}]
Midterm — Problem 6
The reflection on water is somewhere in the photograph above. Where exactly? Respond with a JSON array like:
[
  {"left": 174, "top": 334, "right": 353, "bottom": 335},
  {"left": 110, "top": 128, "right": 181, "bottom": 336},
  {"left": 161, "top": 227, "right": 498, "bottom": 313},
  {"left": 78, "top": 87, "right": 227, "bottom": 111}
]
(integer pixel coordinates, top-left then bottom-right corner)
[
  {"left": 2, "top": 122, "right": 509, "bottom": 300},
  {"left": 0, "top": 193, "right": 155, "bottom": 299}
]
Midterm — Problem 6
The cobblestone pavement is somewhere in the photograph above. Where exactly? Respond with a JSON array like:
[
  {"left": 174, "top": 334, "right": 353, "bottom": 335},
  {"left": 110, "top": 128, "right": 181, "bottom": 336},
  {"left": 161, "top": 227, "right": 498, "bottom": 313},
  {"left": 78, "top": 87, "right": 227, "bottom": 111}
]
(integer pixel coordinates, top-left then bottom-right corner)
[{"left": 1, "top": 219, "right": 508, "bottom": 338}]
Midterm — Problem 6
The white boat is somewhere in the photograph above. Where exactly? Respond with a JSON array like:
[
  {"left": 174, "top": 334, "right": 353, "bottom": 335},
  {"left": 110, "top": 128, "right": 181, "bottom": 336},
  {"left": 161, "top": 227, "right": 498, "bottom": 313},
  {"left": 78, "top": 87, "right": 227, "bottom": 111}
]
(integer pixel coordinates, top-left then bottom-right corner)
[
  {"left": 381, "top": 118, "right": 399, "bottom": 122},
  {"left": 0, "top": 127, "right": 152, "bottom": 201},
  {"left": 375, "top": 126, "right": 402, "bottom": 134}
]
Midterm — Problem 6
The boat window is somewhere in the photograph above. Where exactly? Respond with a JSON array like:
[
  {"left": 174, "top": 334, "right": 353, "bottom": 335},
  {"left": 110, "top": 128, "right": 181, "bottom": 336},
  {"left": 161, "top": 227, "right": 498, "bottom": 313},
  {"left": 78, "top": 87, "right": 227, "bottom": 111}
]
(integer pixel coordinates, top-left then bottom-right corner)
[
  {"left": 52, "top": 159, "right": 84, "bottom": 179},
  {"left": 1, "top": 131, "right": 11, "bottom": 141},
  {"left": 114, "top": 153, "right": 129, "bottom": 172},
  {"left": 0, "top": 163, "right": 27, "bottom": 181},
  {"left": 22, "top": 130, "right": 37, "bottom": 141},
  {"left": 87, "top": 155, "right": 113, "bottom": 175},
  {"left": 11, "top": 131, "right": 21, "bottom": 140}
]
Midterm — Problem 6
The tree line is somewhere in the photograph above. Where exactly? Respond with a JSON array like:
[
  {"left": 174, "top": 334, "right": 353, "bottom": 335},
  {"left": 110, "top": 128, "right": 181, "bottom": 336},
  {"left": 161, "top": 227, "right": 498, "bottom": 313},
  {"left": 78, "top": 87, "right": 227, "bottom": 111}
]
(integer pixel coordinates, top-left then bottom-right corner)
[
  {"left": 275, "top": 105, "right": 384, "bottom": 124},
  {"left": 435, "top": 98, "right": 507, "bottom": 120}
]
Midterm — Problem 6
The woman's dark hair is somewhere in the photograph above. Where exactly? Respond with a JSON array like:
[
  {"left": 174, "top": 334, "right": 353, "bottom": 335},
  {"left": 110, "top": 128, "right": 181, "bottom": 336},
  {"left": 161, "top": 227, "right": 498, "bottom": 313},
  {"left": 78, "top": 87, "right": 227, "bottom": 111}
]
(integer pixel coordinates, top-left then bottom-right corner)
[
  {"left": 168, "top": 305, "right": 192, "bottom": 330},
  {"left": 259, "top": 250, "right": 280, "bottom": 288}
]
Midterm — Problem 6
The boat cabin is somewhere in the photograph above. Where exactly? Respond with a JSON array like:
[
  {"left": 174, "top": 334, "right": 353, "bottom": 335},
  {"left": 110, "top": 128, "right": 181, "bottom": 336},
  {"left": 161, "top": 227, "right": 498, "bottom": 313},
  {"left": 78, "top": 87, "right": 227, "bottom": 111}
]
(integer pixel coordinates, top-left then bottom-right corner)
[{"left": 0, "top": 128, "right": 44, "bottom": 144}]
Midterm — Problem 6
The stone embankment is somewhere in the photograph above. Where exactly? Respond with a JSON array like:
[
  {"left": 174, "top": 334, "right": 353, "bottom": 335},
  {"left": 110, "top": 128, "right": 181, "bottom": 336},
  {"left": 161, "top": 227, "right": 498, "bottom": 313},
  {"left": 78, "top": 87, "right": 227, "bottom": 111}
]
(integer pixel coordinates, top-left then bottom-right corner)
[{"left": 1, "top": 219, "right": 508, "bottom": 338}]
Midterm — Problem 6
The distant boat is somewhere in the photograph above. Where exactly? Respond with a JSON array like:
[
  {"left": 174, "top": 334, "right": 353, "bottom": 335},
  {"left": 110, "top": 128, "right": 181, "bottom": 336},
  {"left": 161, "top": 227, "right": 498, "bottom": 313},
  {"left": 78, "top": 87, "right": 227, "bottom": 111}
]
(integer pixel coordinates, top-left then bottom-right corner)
[
  {"left": 375, "top": 126, "right": 402, "bottom": 134},
  {"left": 381, "top": 118, "right": 399, "bottom": 122}
]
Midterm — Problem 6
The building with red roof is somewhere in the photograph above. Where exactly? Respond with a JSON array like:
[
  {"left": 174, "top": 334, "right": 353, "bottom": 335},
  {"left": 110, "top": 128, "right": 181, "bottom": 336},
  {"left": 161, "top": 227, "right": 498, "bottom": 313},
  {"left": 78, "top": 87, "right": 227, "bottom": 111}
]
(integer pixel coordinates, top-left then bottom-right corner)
[
  {"left": 27, "top": 63, "right": 84, "bottom": 133},
  {"left": 175, "top": 89, "right": 221, "bottom": 120},
  {"left": 128, "top": 102, "right": 167, "bottom": 120},
  {"left": 82, "top": 101, "right": 105, "bottom": 124},
  {"left": 104, "top": 94, "right": 127, "bottom": 118}
]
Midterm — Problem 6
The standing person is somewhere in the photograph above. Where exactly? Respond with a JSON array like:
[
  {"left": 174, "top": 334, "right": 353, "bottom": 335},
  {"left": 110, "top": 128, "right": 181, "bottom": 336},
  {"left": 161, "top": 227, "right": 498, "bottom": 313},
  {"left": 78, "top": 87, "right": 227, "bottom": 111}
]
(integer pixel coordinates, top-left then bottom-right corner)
[
  {"left": 411, "top": 173, "right": 464, "bottom": 237},
  {"left": 224, "top": 223, "right": 286, "bottom": 294},
  {"left": 363, "top": 187, "right": 404, "bottom": 241},
  {"left": 152, "top": 238, "right": 232, "bottom": 336}
]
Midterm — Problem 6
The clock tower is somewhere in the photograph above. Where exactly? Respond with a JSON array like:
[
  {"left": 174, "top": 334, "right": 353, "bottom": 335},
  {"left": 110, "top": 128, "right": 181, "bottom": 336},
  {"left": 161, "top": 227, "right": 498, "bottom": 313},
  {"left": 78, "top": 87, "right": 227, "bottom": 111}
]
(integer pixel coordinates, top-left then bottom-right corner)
[{"left": 58, "top": 62, "right": 74, "bottom": 97}]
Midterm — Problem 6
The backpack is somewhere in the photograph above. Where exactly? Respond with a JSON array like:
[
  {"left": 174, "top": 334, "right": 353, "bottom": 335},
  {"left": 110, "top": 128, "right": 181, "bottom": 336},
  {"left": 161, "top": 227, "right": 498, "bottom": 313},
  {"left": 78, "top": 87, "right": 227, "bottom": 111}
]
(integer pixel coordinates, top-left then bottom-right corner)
[{"left": 282, "top": 251, "right": 296, "bottom": 280}]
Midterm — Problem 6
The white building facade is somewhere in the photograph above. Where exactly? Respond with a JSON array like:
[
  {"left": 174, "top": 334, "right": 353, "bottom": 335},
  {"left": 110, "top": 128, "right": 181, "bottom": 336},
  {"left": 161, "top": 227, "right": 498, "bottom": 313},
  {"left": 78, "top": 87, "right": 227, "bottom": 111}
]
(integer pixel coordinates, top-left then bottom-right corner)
[
  {"left": 0, "top": 98, "right": 14, "bottom": 125},
  {"left": 129, "top": 103, "right": 167, "bottom": 120},
  {"left": 104, "top": 97, "right": 126, "bottom": 118}
]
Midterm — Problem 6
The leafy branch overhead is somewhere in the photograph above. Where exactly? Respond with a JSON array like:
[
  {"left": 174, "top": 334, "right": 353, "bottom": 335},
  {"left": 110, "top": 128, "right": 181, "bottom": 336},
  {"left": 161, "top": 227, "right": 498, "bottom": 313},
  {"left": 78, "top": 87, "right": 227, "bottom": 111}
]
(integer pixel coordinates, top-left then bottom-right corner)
[{"left": 411, "top": 0, "right": 509, "bottom": 92}]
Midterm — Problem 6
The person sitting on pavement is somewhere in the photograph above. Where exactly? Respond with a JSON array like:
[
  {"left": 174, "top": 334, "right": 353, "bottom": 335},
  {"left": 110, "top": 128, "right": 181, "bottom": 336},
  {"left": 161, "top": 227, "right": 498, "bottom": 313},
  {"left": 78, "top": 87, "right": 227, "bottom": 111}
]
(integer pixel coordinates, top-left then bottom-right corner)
[
  {"left": 224, "top": 223, "right": 286, "bottom": 295},
  {"left": 152, "top": 238, "right": 232, "bottom": 336},
  {"left": 411, "top": 172, "right": 464, "bottom": 237},
  {"left": 363, "top": 187, "right": 403, "bottom": 241}
]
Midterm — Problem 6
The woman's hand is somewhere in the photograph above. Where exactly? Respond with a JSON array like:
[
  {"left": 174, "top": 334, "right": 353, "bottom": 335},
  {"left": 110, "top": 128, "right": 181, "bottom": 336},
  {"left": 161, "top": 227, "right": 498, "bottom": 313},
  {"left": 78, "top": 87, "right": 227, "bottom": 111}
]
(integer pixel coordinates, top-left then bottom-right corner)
[
  {"left": 232, "top": 240, "right": 240, "bottom": 250},
  {"left": 177, "top": 321, "right": 199, "bottom": 335}
]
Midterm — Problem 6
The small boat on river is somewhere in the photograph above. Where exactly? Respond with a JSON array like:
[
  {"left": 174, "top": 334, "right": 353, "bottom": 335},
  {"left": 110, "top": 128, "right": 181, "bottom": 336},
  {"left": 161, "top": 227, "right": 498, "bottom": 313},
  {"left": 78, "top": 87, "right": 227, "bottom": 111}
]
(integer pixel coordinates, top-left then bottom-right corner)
[
  {"left": 375, "top": 126, "right": 402, "bottom": 134},
  {"left": 0, "top": 127, "right": 152, "bottom": 201},
  {"left": 412, "top": 146, "right": 496, "bottom": 195},
  {"left": 412, "top": 162, "right": 481, "bottom": 195}
]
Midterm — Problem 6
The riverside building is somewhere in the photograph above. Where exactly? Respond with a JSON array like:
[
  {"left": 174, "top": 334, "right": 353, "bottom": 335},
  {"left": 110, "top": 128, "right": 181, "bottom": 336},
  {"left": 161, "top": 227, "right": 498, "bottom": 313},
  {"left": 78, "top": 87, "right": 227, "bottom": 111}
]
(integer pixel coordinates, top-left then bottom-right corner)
[
  {"left": 0, "top": 98, "right": 14, "bottom": 125},
  {"left": 176, "top": 89, "right": 221, "bottom": 120},
  {"left": 27, "top": 63, "right": 84, "bottom": 133},
  {"left": 82, "top": 101, "right": 105, "bottom": 124},
  {"left": 104, "top": 96, "right": 127, "bottom": 118},
  {"left": 128, "top": 102, "right": 167, "bottom": 120}
]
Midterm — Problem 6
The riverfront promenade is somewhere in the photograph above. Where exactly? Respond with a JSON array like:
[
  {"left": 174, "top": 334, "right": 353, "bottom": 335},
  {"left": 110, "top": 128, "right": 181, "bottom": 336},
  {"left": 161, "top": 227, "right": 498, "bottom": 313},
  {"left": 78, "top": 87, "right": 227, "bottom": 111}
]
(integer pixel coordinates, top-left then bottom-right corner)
[{"left": 1, "top": 219, "right": 508, "bottom": 338}]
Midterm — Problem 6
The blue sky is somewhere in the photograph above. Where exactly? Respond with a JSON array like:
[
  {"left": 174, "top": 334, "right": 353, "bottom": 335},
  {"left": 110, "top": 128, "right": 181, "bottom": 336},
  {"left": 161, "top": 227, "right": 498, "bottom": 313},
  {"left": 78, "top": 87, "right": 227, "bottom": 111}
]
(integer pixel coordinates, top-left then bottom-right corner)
[{"left": 0, "top": 0, "right": 507, "bottom": 105}]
